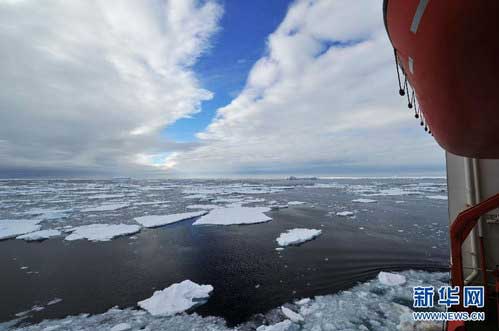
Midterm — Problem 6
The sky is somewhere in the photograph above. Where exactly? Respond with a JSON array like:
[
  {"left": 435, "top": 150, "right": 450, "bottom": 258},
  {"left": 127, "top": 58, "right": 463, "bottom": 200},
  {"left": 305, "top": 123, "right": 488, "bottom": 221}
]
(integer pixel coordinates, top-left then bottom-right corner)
[{"left": 0, "top": 0, "right": 445, "bottom": 178}]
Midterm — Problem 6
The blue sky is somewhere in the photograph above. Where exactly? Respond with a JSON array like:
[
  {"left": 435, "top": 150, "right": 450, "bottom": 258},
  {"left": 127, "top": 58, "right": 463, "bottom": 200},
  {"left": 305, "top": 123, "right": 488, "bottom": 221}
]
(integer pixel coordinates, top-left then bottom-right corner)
[
  {"left": 0, "top": 0, "right": 445, "bottom": 177},
  {"left": 163, "top": 0, "right": 292, "bottom": 143}
]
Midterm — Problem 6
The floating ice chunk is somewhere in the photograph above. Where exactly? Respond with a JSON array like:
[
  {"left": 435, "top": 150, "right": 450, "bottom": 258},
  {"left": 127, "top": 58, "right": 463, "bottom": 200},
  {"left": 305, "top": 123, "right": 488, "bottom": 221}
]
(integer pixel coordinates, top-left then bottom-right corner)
[
  {"left": 352, "top": 198, "right": 377, "bottom": 203},
  {"left": 256, "top": 320, "right": 294, "bottom": 331},
  {"left": 336, "top": 211, "right": 354, "bottom": 217},
  {"left": 81, "top": 203, "right": 129, "bottom": 212},
  {"left": 295, "top": 298, "right": 310, "bottom": 305},
  {"left": 138, "top": 280, "right": 213, "bottom": 316},
  {"left": 270, "top": 205, "right": 289, "bottom": 210},
  {"left": 276, "top": 229, "right": 322, "bottom": 247},
  {"left": 281, "top": 306, "right": 304, "bottom": 323},
  {"left": 193, "top": 207, "right": 271, "bottom": 226},
  {"left": 25, "top": 208, "right": 71, "bottom": 220},
  {"left": 134, "top": 211, "right": 208, "bottom": 228},
  {"left": 17, "top": 229, "right": 61, "bottom": 241},
  {"left": 426, "top": 195, "right": 448, "bottom": 200},
  {"left": 378, "top": 271, "right": 406, "bottom": 286},
  {"left": 110, "top": 323, "right": 131, "bottom": 331},
  {"left": 47, "top": 298, "right": 63, "bottom": 306},
  {"left": 65, "top": 224, "right": 141, "bottom": 241},
  {"left": 287, "top": 201, "right": 305, "bottom": 206},
  {"left": 0, "top": 219, "right": 42, "bottom": 240},
  {"left": 186, "top": 204, "right": 220, "bottom": 210}
]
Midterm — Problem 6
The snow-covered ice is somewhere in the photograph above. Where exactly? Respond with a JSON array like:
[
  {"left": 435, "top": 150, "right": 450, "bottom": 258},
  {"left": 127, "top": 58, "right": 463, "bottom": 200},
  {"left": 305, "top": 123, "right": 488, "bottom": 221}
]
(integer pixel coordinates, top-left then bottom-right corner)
[
  {"left": 335, "top": 211, "right": 354, "bottom": 217},
  {"left": 134, "top": 211, "right": 208, "bottom": 228},
  {"left": 378, "top": 271, "right": 407, "bottom": 286},
  {"left": 138, "top": 280, "right": 213, "bottom": 317},
  {"left": 426, "top": 195, "right": 448, "bottom": 200},
  {"left": 257, "top": 320, "right": 295, "bottom": 331},
  {"left": 5, "top": 271, "right": 447, "bottom": 331},
  {"left": 193, "top": 207, "right": 272, "bottom": 226},
  {"left": 186, "top": 204, "right": 220, "bottom": 210},
  {"left": 110, "top": 323, "right": 131, "bottom": 331},
  {"left": 81, "top": 203, "right": 129, "bottom": 212},
  {"left": 24, "top": 208, "right": 71, "bottom": 220},
  {"left": 0, "top": 219, "right": 42, "bottom": 240},
  {"left": 287, "top": 201, "right": 305, "bottom": 206},
  {"left": 65, "top": 224, "right": 141, "bottom": 241},
  {"left": 281, "top": 306, "right": 304, "bottom": 323},
  {"left": 352, "top": 198, "right": 377, "bottom": 203},
  {"left": 276, "top": 229, "right": 322, "bottom": 247},
  {"left": 16, "top": 229, "right": 61, "bottom": 241}
]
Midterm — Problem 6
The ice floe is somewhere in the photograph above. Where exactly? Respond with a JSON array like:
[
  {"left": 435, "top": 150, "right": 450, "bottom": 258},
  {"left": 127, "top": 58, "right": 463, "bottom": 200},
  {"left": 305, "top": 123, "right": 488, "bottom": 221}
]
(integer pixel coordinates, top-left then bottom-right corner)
[
  {"left": 65, "top": 224, "right": 141, "bottom": 241},
  {"left": 287, "top": 201, "right": 305, "bottom": 206},
  {"left": 281, "top": 306, "right": 304, "bottom": 323},
  {"left": 16, "top": 229, "right": 61, "bottom": 241},
  {"left": 276, "top": 229, "right": 322, "bottom": 247},
  {"left": 426, "top": 195, "right": 448, "bottom": 200},
  {"left": 134, "top": 211, "right": 208, "bottom": 228},
  {"left": 193, "top": 207, "right": 271, "bottom": 226},
  {"left": 138, "top": 280, "right": 213, "bottom": 317},
  {"left": 378, "top": 271, "right": 407, "bottom": 286},
  {"left": 0, "top": 219, "right": 42, "bottom": 240},
  {"left": 186, "top": 204, "right": 220, "bottom": 210},
  {"left": 24, "top": 208, "right": 71, "bottom": 220},
  {"left": 352, "top": 198, "right": 377, "bottom": 203},
  {"left": 110, "top": 323, "right": 131, "bottom": 331},
  {"left": 81, "top": 203, "right": 129, "bottom": 212},
  {"left": 257, "top": 320, "right": 295, "bottom": 331},
  {"left": 335, "top": 211, "right": 354, "bottom": 217},
  {"left": 5, "top": 270, "right": 447, "bottom": 331}
]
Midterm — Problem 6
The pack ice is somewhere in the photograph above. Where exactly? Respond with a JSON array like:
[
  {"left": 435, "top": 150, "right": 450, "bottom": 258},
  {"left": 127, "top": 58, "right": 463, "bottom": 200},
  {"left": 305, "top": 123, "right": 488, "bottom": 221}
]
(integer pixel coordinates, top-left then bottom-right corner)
[
  {"left": 193, "top": 207, "right": 272, "bottom": 226},
  {"left": 276, "top": 229, "right": 322, "bottom": 247},
  {"left": 134, "top": 211, "right": 208, "bottom": 228},
  {"left": 65, "top": 224, "right": 141, "bottom": 241},
  {"left": 138, "top": 280, "right": 213, "bottom": 316},
  {"left": 0, "top": 219, "right": 42, "bottom": 240}
]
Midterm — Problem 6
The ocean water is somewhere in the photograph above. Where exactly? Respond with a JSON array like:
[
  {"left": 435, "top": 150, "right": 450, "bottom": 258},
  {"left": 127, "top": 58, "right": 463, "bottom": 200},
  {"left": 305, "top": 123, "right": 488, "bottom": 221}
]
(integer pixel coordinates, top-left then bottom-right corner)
[{"left": 0, "top": 178, "right": 449, "bottom": 330}]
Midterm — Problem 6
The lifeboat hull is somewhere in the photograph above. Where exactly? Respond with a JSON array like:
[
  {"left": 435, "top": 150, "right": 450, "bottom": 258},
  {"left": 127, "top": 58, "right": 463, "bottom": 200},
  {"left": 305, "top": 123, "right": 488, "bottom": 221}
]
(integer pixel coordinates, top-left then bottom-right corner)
[{"left": 384, "top": 0, "right": 499, "bottom": 158}]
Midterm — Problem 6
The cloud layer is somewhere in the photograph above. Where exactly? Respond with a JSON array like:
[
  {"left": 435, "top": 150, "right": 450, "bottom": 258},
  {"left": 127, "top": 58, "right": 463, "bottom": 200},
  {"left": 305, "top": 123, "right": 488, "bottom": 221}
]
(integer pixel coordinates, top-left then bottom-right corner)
[
  {"left": 0, "top": 0, "right": 221, "bottom": 176},
  {"left": 167, "top": 0, "right": 444, "bottom": 176}
]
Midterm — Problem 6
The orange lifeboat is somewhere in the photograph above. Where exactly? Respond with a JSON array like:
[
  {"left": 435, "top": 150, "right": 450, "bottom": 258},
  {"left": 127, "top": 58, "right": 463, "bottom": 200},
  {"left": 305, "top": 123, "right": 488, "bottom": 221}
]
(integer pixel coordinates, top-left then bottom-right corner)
[{"left": 383, "top": 0, "right": 499, "bottom": 158}]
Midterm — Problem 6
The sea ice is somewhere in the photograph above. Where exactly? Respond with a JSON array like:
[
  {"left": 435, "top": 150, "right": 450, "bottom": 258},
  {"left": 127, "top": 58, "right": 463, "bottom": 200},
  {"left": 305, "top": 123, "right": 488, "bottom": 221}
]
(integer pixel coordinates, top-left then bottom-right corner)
[
  {"left": 16, "top": 229, "right": 61, "bottom": 241},
  {"left": 81, "top": 203, "right": 129, "bottom": 212},
  {"left": 65, "top": 224, "right": 141, "bottom": 241},
  {"left": 186, "top": 204, "right": 220, "bottom": 210},
  {"left": 256, "top": 320, "right": 295, "bottom": 331},
  {"left": 352, "top": 198, "right": 377, "bottom": 203},
  {"left": 0, "top": 219, "right": 42, "bottom": 240},
  {"left": 281, "top": 306, "right": 304, "bottom": 323},
  {"left": 378, "top": 271, "right": 407, "bottom": 286},
  {"left": 426, "top": 195, "right": 448, "bottom": 200},
  {"left": 24, "top": 208, "right": 71, "bottom": 220},
  {"left": 138, "top": 280, "right": 213, "bottom": 317},
  {"left": 335, "top": 211, "right": 354, "bottom": 217},
  {"left": 134, "top": 211, "right": 208, "bottom": 228},
  {"left": 193, "top": 207, "right": 271, "bottom": 226},
  {"left": 110, "top": 323, "right": 131, "bottom": 331},
  {"left": 276, "top": 229, "right": 322, "bottom": 247},
  {"left": 6, "top": 270, "right": 447, "bottom": 331}
]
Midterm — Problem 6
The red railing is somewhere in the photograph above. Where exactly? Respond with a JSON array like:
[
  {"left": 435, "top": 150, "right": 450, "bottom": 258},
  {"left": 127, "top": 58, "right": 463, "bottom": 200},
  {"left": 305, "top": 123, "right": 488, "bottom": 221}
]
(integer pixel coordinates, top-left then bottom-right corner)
[{"left": 447, "top": 192, "right": 499, "bottom": 331}]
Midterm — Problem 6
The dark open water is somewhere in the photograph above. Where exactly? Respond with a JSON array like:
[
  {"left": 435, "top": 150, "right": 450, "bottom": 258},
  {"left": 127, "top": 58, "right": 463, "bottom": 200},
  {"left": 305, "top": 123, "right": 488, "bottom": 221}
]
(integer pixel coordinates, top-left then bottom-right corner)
[{"left": 0, "top": 178, "right": 449, "bottom": 327}]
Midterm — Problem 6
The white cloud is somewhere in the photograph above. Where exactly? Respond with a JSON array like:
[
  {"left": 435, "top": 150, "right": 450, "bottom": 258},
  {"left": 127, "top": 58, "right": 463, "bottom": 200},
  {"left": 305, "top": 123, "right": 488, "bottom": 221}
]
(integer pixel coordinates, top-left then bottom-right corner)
[
  {"left": 167, "top": 0, "right": 444, "bottom": 176},
  {"left": 0, "top": 0, "right": 221, "bottom": 176}
]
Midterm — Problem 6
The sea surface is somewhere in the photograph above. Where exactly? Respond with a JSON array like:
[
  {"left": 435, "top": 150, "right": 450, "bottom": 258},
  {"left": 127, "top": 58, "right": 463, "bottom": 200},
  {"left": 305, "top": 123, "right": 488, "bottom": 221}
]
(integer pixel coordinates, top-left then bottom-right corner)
[{"left": 0, "top": 178, "right": 449, "bottom": 330}]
